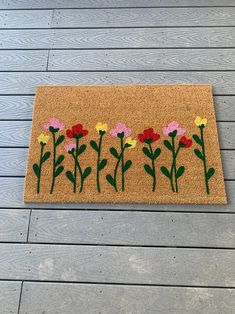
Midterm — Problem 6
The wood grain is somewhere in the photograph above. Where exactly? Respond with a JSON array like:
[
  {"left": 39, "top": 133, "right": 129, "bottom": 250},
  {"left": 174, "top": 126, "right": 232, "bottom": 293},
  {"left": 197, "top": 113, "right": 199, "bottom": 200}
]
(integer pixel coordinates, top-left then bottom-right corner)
[
  {"left": 0, "top": 50, "right": 48, "bottom": 71},
  {"left": 0, "top": 281, "right": 21, "bottom": 314},
  {"left": 0, "top": 95, "right": 234, "bottom": 121},
  {"left": 0, "top": 9, "right": 53, "bottom": 28},
  {"left": 0, "top": 121, "right": 232, "bottom": 148},
  {"left": 1, "top": 0, "right": 235, "bottom": 9},
  {"left": 48, "top": 49, "right": 235, "bottom": 71},
  {"left": 0, "top": 148, "right": 232, "bottom": 179},
  {"left": 20, "top": 282, "right": 235, "bottom": 314},
  {"left": 2, "top": 28, "right": 235, "bottom": 49},
  {"left": 52, "top": 8, "right": 235, "bottom": 28},
  {"left": 0, "top": 177, "right": 233, "bottom": 211},
  {"left": 28, "top": 209, "right": 235, "bottom": 248},
  {"left": 1, "top": 72, "right": 235, "bottom": 95},
  {"left": 0, "top": 243, "right": 234, "bottom": 286},
  {"left": 0, "top": 209, "right": 29, "bottom": 242}
]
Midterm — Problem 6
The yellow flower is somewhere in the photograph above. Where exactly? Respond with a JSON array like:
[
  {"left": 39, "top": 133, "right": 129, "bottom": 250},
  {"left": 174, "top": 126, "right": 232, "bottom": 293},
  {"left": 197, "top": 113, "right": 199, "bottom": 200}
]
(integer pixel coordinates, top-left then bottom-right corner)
[
  {"left": 194, "top": 116, "right": 207, "bottom": 127},
  {"left": 125, "top": 137, "right": 137, "bottom": 149},
  {"left": 95, "top": 122, "right": 108, "bottom": 133},
  {"left": 37, "top": 133, "right": 49, "bottom": 144}
]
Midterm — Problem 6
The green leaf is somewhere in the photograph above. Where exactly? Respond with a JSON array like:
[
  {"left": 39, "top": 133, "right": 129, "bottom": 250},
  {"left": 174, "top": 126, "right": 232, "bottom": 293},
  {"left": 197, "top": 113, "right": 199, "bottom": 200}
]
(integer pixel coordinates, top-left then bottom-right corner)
[
  {"left": 66, "top": 171, "right": 74, "bottom": 183},
  {"left": 123, "top": 160, "right": 132, "bottom": 172},
  {"left": 55, "top": 154, "right": 64, "bottom": 167},
  {"left": 106, "top": 174, "right": 116, "bottom": 187},
  {"left": 160, "top": 166, "right": 171, "bottom": 179},
  {"left": 90, "top": 140, "right": 99, "bottom": 152},
  {"left": 193, "top": 134, "right": 202, "bottom": 146},
  {"left": 194, "top": 149, "right": 204, "bottom": 161},
  {"left": 77, "top": 144, "right": 86, "bottom": 156},
  {"left": 83, "top": 166, "right": 91, "bottom": 179},
  {"left": 207, "top": 167, "right": 215, "bottom": 180},
  {"left": 55, "top": 135, "right": 65, "bottom": 146},
  {"left": 41, "top": 151, "right": 51, "bottom": 163},
  {"left": 110, "top": 147, "right": 119, "bottom": 159},
  {"left": 164, "top": 140, "right": 173, "bottom": 151},
  {"left": 142, "top": 147, "right": 152, "bottom": 159},
  {"left": 98, "top": 159, "right": 107, "bottom": 171},
  {"left": 33, "top": 163, "right": 40, "bottom": 178},
  {"left": 176, "top": 166, "right": 185, "bottom": 179},
  {"left": 144, "top": 164, "right": 154, "bottom": 177},
  {"left": 55, "top": 165, "right": 64, "bottom": 177},
  {"left": 153, "top": 147, "right": 161, "bottom": 160}
]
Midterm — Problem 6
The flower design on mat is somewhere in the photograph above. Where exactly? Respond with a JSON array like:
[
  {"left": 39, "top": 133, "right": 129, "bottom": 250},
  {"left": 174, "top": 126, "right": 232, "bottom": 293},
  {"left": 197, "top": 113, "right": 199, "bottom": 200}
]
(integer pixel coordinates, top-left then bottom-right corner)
[
  {"left": 90, "top": 122, "right": 108, "bottom": 193},
  {"left": 65, "top": 124, "right": 91, "bottom": 193},
  {"left": 106, "top": 123, "right": 135, "bottom": 192},
  {"left": 33, "top": 133, "right": 51, "bottom": 193},
  {"left": 138, "top": 128, "right": 161, "bottom": 192},
  {"left": 44, "top": 118, "right": 65, "bottom": 194},
  {"left": 161, "top": 121, "right": 191, "bottom": 193},
  {"left": 193, "top": 116, "right": 215, "bottom": 194}
]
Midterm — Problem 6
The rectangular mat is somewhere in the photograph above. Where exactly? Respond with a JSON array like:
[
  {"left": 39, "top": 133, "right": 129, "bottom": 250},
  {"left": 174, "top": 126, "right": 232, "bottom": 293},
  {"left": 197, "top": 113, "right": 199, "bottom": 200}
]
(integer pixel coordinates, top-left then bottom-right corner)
[{"left": 24, "top": 85, "right": 227, "bottom": 204}]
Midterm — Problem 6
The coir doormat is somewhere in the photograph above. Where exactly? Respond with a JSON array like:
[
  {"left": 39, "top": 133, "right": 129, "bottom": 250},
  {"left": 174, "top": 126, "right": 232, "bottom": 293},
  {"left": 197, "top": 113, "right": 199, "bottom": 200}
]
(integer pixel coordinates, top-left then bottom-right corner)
[{"left": 24, "top": 85, "right": 227, "bottom": 204}]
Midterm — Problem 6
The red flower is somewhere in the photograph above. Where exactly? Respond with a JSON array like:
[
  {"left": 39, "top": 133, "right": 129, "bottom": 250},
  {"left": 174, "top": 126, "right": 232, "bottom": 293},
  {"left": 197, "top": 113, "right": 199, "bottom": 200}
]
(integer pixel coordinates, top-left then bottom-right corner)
[
  {"left": 66, "top": 124, "right": 88, "bottom": 139},
  {"left": 138, "top": 128, "right": 160, "bottom": 144},
  {"left": 179, "top": 136, "right": 192, "bottom": 148}
]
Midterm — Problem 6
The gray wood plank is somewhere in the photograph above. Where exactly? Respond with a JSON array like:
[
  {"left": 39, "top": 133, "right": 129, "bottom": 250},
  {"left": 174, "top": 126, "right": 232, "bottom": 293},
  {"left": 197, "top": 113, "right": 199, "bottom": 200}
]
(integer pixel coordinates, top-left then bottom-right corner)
[
  {"left": 0, "top": 281, "right": 21, "bottom": 314},
  {"left": 0, "top": 148, "right": 232, "bottom": 179},
  {"left": 2, "top": 28, "right": 235, "bottom": 49},
  {"left": 0, "top": 177, "right": 233, "bottom": 211},
  {"left": 0, "top": 96, "right": 34, "bottom": 119},
  {"left": 0, "top": 10, "right": 53, "bottom": 29},
  {"left": 0, "top": 209, "right": 29, "bottom": 242},
  {"left": 0, "top": 29, "right": 54, "bottom": 49},
  {"left": 1, "top": 72, "right": 235, "bottom": 95},
  {"left": 20, "top": 282, "right": 235, "bottom": 314},
  {"left": 2, "top": 0, "right": 235, "bottom": 9},
  {"left": 48, "top": 49, "right": 235, "bottom": 71},
  {"left": 0, "top": 95, "right": 234, "bottom": 120},
  {"left": 0, "top": 50, "right": 48, "bottom": 71},
  {"left": 0, "top": 121, "right": 232, "bottom": 148},
  {"left": 0, "top": 243, "right": 234, "bottom": 286},
  {"left": 52, "top": 8, "right": 235, "bottom": 28},
  {"left": 28, "top": 210, "right": 235, "bottom": 248}
]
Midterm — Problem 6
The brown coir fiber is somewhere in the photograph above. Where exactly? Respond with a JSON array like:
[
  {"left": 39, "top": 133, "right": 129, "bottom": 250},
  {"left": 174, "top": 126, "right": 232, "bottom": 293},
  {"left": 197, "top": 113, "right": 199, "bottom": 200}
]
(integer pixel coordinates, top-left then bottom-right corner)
[{"left": 24, "top": 84, "right": 227, "bottom": 204}]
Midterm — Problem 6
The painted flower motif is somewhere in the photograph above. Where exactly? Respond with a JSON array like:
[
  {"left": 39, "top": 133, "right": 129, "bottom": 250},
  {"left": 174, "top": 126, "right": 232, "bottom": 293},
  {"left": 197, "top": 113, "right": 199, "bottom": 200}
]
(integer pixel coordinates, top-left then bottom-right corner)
[
  {"left": 138, "top": 128, "right": 160, "bottom": 144},
  {"left": 125, "top": 137, "right": 137, "bottom": 149},
  {"left": 179, "top": 136, "right": 192, "bottom": 148},
  {"left": 194, "top": 116, "right": 207, "bottom": 127},
  {"left": 44, "top": 118, "right": 64, "bottom": 132},
  {"left": 95, "top": 122, "right": 108, "bottom": 134},
  {"left": 37, "top": 133, "right": 49, "bottom": 144},
  {"left": 64, "top": 141, "right": 76, "bottom": 153},
  {"left": 110, "top": 123, "right": 132, "bottom": 138},
  {"left": 162, "top": 121, "right": 185, "bottom": 136},
  {"left": 66, "top": 124, "right": 88, "bottom": 139}
]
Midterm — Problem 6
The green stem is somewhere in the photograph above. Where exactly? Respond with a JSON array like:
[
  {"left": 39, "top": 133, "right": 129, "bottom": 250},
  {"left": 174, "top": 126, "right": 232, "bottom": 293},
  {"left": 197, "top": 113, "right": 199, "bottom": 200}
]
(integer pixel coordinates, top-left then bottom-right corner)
[
  {"left": 121, "top": 137, "right": 125, "bottom": 192},
  {"left": 96, "top": 133, "right": 103, "bottom": 193},
  {"left": 200, "top": 127, "right": 209, "bottom": 194},
  {"left": 113, "top": 146, "right": 126, "bottom": 192},
  {"left": 73, "top": 137, "right": 78, "bottom": 193},
  {"left": 148, "top": 143, "right": 156, "bottom": 192},
  {"left": 50, "top": 132, "right": 56, "bottom": 194},
  {"left": 37, "top": 144, "right": 44, "bottom": 193},
  {"left": 72, "top": 143, "right": 84, "bottom": 193}
]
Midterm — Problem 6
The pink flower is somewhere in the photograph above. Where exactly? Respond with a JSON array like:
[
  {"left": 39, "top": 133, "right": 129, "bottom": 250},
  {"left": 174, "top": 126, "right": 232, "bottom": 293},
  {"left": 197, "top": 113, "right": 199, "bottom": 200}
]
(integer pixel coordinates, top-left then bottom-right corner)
[
  {"left": 65, "top": 141, "right": 76, "bottom": 153},
  {"left": 44, "top": 118, "right": 64, "bottom": 132},
  {"left": 109, "top": 123, "right": 132, "bottom": 138},
  {"left": 162, "top": 121, "right": 185, "bottom": 136}
]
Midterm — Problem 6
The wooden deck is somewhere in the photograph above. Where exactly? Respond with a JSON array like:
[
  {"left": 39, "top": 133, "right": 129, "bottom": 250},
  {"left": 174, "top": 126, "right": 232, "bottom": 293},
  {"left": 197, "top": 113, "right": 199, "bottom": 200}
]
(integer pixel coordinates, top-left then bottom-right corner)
[{"left": 0, "top": 1, "right": 234, "bottom": 313}]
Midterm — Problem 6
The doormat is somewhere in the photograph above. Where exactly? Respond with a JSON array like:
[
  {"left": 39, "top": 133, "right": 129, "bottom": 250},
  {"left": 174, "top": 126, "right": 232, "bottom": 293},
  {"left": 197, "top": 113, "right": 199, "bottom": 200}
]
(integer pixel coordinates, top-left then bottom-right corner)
[{"left": 24, "top": 85, "right": 227, "bottom": 204}]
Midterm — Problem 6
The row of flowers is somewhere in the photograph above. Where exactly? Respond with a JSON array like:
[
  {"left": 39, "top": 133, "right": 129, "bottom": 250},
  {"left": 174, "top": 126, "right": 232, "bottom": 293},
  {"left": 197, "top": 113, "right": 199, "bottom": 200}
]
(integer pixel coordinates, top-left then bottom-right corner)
[{"left": 33, "top": 116, "right": 215, "bottom": 195}]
